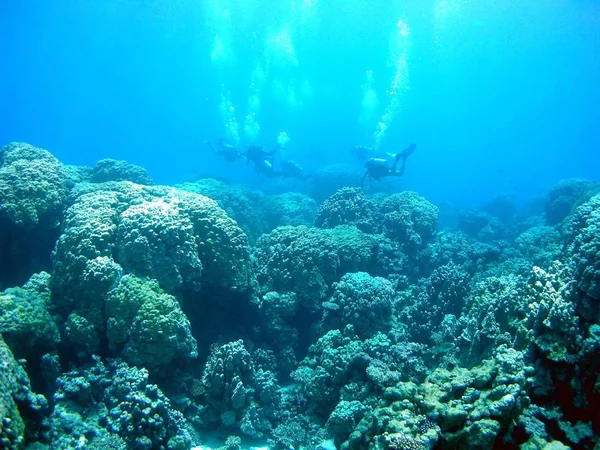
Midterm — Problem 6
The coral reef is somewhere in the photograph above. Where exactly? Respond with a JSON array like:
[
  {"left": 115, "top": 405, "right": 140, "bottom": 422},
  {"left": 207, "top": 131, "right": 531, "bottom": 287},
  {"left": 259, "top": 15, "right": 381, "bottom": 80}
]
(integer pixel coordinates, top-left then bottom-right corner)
[
  {"left": 309, "top": 164, "right": 363, "bottom": 202},
  {"left": 105, "top": 275, "right": 197, "bottom": 375},
  {"left": 50, "top": 181, "right": 253, "bottom": 361},
  {"left": 321, "top": 272, "right": 395, "bottom": 339},
  {"left": 379, "top": 191, "right": 439, "bottom": 255},
  {"left": 0, "top": 336, "right": 47, "bottom": 449},
  {"left": 253, "top": 225, "right": 404, "bottom": 309},
  {"left": 545, "top": 178, "right": 600, "bottom": 225},
  {"left": 49, "top": 357, "right": 191, "bottom": 449},
  {"left": 564, "top": 193, "right": 600, "bottom": 300},
  {"left": 90, "top": 158, "right": 153, "bottom": 185},
  {"left": 0, "top": 143, "right": 71, "bottom": 287},
  {"left": 0, "top": 275, "right": 60, "bottom": 361},
  {"left": 315, "top": 187, "right": 380, "bottom": 233},
  {"left": 1, "top": 143, "right": 599, "bottom": 449}
]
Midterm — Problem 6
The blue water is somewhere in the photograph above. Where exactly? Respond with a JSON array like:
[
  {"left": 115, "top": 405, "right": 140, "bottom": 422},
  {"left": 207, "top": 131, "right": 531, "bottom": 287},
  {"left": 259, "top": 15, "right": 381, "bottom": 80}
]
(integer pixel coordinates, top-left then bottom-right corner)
[{"left": 1, "top": 0, "right": 598, "bottom": 205}]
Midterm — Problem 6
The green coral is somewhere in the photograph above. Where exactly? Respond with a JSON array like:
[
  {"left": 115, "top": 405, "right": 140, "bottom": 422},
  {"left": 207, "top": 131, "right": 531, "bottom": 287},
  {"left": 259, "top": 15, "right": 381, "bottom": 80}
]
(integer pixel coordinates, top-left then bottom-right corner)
[
  {"left": 0, "top": 337, "right": 26, "bottom": 450},
  {"left": 322, "top": 272, "right": 395, "bottom": 339},
  {"left": 378, "top": 191, "right": 439, "bottom": 254},
  {"left": 90, "top": 158, "right": 153, "bottom": 185},
  {"left": 565, "top": 193, "right": 600, "bottom": 299},
  {"left": 51, "top": 182, "right": 252, "bottom": 360},
  {"left": 0, "top": 142, "right": 70, "bottom": 227},
  {"left": 116, "top": 197, "right": 202, "bottom": 293},
  {"left": 315, "top": 187, "right": 380, "bottom": 233},
  {"left": 363, "top": 346, "right": 533, "bottom": 449},
  {"left": 105, "top": 275, "right": 198, "bottom": 374},
  {"left": 253, "top": 225, "right": 404, "bottom": 309},
  {"left": 0, "top": 281, "right": 60, "bottom": 360},
  {"left": 0, "top": 336, "right": 48, "bottom": 449}
]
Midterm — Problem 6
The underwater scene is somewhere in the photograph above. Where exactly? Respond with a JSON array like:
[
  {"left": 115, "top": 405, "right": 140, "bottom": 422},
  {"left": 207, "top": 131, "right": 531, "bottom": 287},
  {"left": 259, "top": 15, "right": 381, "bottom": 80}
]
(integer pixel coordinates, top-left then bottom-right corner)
[{"left": 1, "top": 0, "right": 599, "bottom": 449}]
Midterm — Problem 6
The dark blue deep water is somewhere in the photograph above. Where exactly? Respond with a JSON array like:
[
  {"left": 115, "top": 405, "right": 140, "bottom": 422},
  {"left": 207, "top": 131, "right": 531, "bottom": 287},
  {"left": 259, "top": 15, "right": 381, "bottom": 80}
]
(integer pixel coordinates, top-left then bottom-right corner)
[{"left": 1, "top": 0, "right": 598, "bottom": 204}]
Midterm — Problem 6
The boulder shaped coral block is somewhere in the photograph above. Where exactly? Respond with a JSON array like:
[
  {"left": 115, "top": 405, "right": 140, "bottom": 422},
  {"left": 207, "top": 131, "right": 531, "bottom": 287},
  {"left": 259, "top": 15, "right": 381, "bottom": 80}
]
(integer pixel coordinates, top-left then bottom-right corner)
[
  {"left": 0, "top": 142, "right": 70, "bottom": 227},
  {"left": 253, "top": 225, "right": 403, "bottom": 309},
  {"left": 90, "top": 158, "right": 153, "bottom": 185},
  {"left": 116, "top": 198, "right": 203, "bottom": 293},
  {"left": 0, "top": 143, "right": 71, "bottom": 287},
  {"left": 315, "top": 187, "right": 380, "bottom": 233},
  {"left": 51, "top": 182, "right": 253, "bottom": 360},
  {"left": 0, "top": 284, "right": 60, "bottom": 360},
  {"left": 565, "top": 193, "right": 600, "bottom": 300},
  {"left": 545, "top": 178, "right": 600, "bottom": 225},
  {"left": 105, "top": 275, "right": 198, "bottom": 374},
  {"left": 379, "top": 191, "right": 439, "bottom": 254},
  {"left": 322, "top": 272, "right": 395, "bottom": 339}
]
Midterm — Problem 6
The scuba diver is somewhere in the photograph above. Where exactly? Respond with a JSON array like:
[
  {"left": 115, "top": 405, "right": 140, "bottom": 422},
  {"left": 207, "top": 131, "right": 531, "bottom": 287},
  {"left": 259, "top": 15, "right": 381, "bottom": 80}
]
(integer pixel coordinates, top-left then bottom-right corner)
[
  {"left": 280, "top": 159, "right": 311, "bottom": 181},
  {"left": 242, "top": 144, "right": 281, "bottom": 178},
  {"left": 360, "top": 143, "right": 416, "bottom": 187},
  {"left": 251, "top": 157, "right": 281, "bottom": 178},
  {"left": 351, "top": 145, "right": 378, "bottom": 160},
  {"left": 202, "top": 140, "right": 241, "bottom": 162},
  {"left": 242, "top": 144, "right": 279, "bottom": 166}
]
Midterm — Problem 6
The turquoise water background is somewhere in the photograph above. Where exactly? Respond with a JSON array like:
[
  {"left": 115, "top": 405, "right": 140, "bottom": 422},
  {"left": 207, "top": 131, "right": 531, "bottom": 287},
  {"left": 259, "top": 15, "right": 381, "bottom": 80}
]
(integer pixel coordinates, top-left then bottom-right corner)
[{"left": 1, "top": 0, "right": 598, "bottom": 204}]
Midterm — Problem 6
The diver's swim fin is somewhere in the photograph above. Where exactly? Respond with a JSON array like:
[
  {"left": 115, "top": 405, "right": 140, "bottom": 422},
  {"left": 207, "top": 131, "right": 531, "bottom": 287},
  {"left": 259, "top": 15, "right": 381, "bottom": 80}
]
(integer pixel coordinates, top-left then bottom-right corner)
[{"left": 398, "top": 143, "right": 416, "bottom": 159}]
